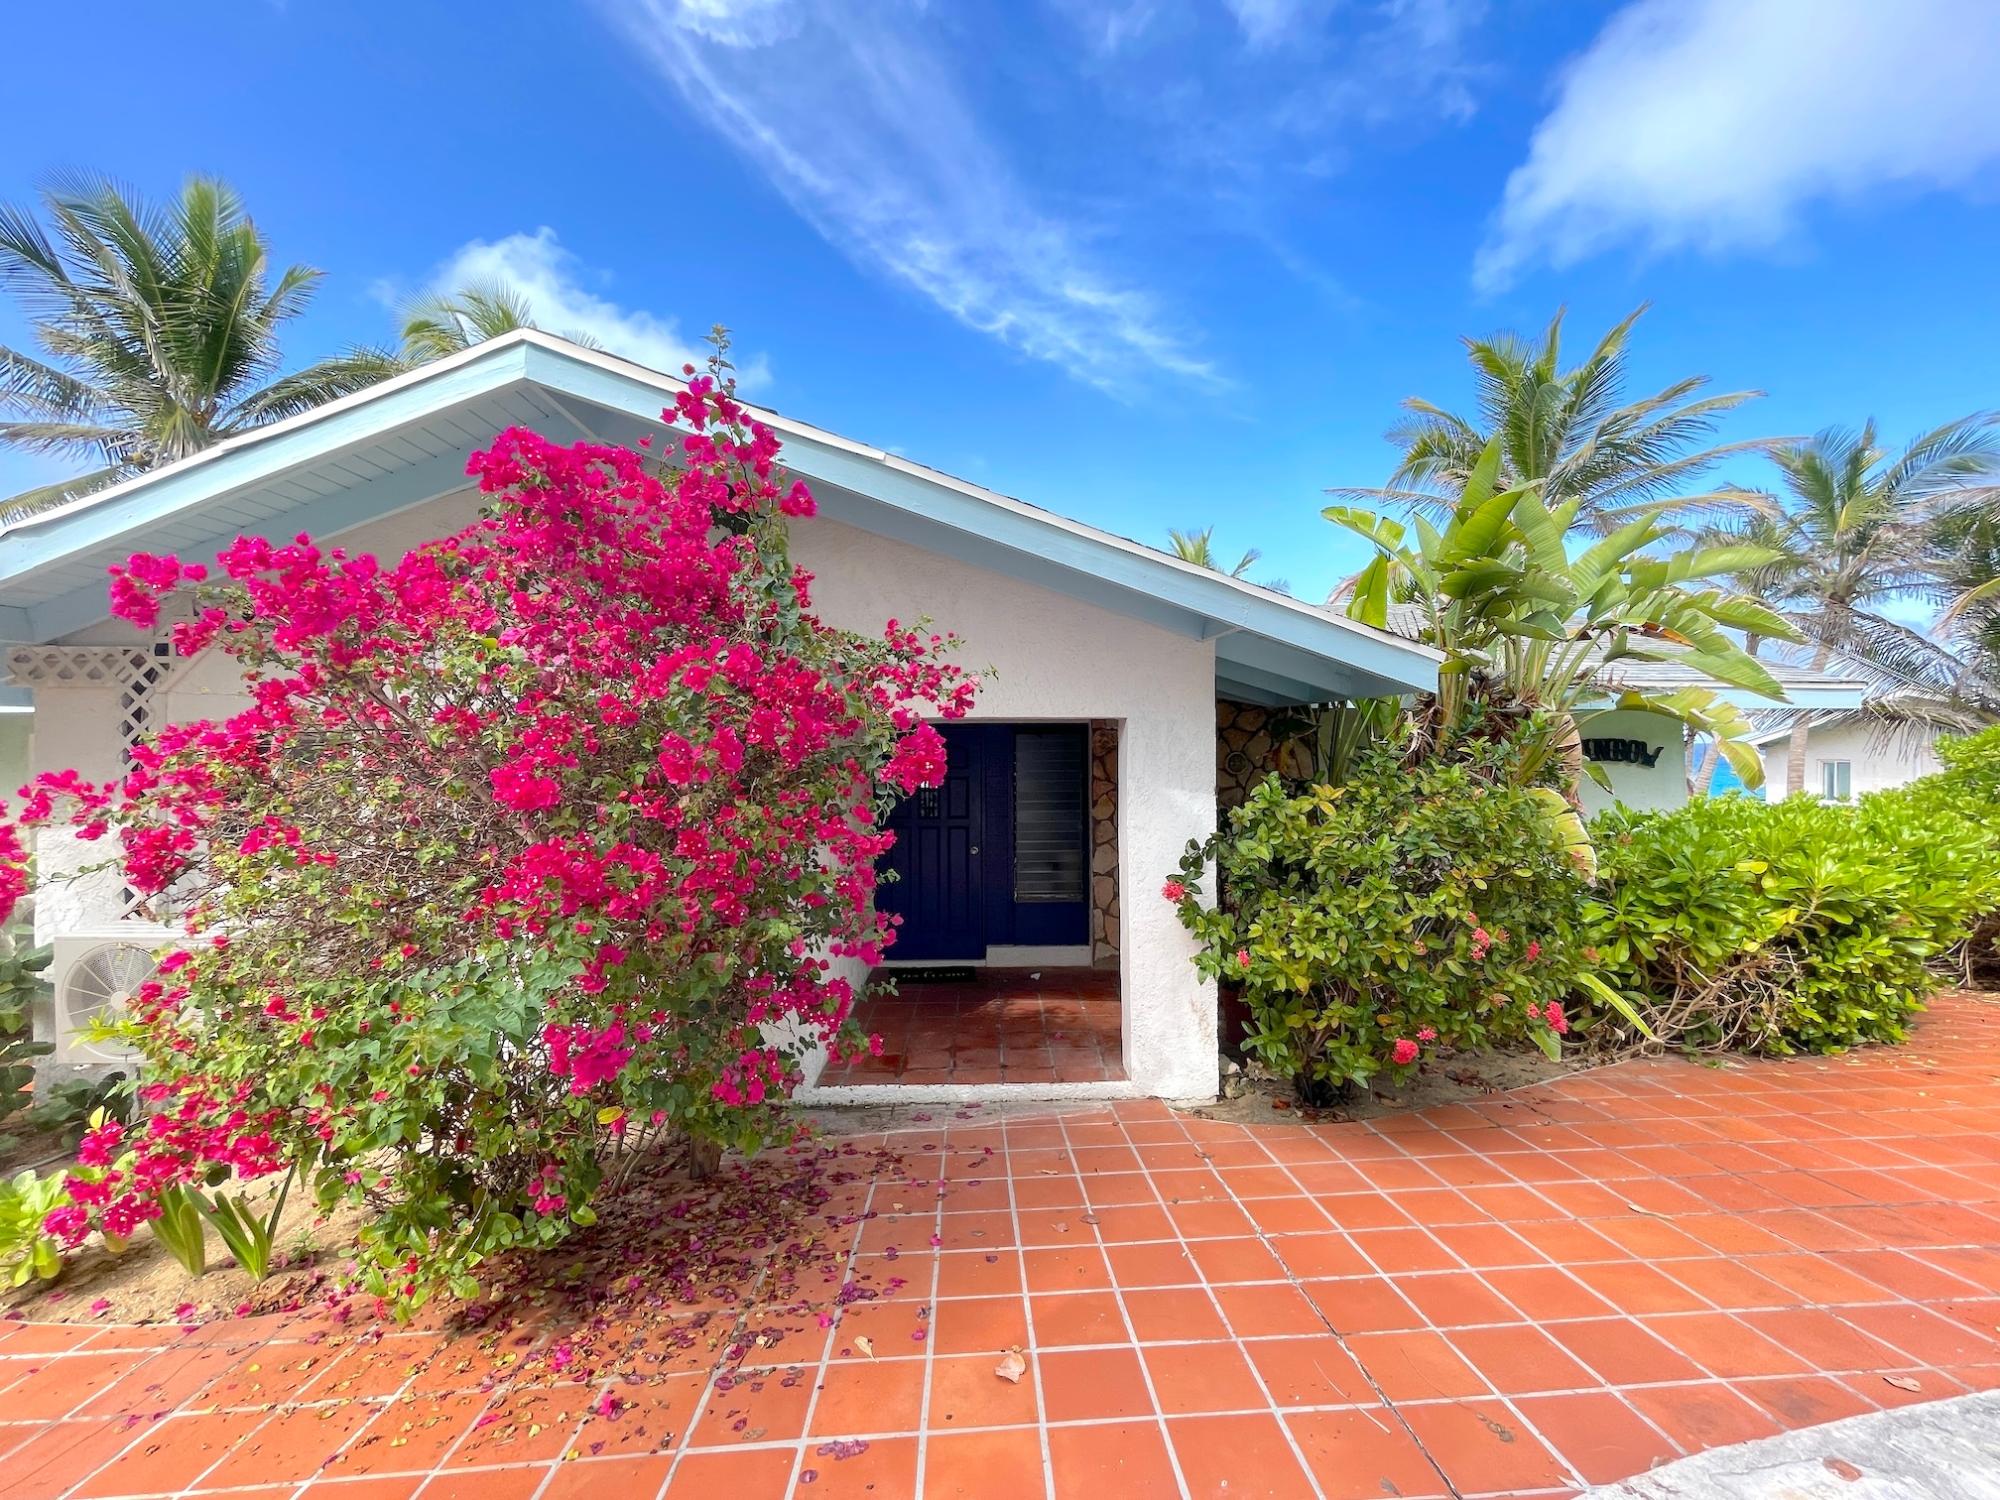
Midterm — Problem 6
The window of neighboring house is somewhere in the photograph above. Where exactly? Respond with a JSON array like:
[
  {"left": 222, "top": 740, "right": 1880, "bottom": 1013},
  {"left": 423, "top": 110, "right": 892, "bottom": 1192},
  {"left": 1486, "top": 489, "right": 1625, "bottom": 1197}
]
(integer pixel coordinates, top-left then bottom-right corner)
[{"left": 1820, "top": 760, "right": 1853, "bottom": 802}]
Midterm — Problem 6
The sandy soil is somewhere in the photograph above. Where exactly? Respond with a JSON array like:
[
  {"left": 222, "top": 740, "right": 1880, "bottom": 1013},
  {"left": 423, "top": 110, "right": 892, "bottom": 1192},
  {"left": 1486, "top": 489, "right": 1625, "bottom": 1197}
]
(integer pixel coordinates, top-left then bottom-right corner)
[
  {"left": 4, "top": 1173, "right": 372, "bottom": 1325},
  {"left": 1188, "top": 1045, "right": 1587, "bottom": 1127}
]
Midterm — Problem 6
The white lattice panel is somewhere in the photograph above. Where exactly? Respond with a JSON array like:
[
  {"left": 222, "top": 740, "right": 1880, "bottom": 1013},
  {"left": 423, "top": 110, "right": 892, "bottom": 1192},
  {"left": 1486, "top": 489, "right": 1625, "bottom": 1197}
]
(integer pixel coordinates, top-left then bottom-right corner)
[
  {"left": 5, "top": 644, "right": 157, "bottom": 689},
  {"left": 9, "top": 639, "right": 180, "bottom": 926}
]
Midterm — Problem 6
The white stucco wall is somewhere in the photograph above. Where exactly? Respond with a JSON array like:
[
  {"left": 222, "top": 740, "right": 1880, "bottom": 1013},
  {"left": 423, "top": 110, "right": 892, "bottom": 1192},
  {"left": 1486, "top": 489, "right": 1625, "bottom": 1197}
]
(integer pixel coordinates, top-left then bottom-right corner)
[
  {"left": 23, "top": 491, "right": 1222, "bottom": 1100},
  {"left": 1759, "top": 721, "right": 1942, "bottom": 801},
  {"left": 1577, "top": 709, "right": 1687, "bottom": 816}
]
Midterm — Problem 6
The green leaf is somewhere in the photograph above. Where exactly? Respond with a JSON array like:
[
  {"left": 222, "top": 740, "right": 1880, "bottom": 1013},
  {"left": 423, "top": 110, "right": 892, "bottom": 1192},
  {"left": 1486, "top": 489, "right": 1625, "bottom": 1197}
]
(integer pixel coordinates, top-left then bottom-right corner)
[{"left": 1573, "top": 972, "right": 1658, "bottom": 1041}]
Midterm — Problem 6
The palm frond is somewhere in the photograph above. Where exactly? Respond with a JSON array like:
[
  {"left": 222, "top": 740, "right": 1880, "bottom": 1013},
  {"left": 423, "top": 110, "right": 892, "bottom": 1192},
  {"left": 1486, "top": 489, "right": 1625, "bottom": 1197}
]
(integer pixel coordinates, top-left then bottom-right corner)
[
  {"left": 1354, "top": 305, "right": 1777, "bottom": 532},
  {"left": 0, "top": 463, "right": 127, "bottom": 524},
  {"left": 227, "top": 347, "right": 400, "bottom": 427}
]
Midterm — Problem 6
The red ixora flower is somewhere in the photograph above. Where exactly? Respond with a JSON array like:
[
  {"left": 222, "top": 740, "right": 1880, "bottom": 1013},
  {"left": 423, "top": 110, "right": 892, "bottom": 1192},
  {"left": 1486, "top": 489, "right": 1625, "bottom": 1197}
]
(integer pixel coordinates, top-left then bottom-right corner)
[
  {"left": 1391, "top": 1038, "right": 1420, "bottom": 1065},
  {"left": 1162, "top": 879, "right": 1187, "bottom": 902},
  {"left": 1235, "top": 948, "right": 1251, "bottom": 968}
]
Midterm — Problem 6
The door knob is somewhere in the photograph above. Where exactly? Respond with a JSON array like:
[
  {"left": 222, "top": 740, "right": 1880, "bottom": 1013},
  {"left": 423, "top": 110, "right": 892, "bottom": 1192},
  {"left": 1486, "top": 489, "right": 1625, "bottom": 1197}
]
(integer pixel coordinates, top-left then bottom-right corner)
[{"left": 969, "top": 846, "right": 980, "bottom": 855}]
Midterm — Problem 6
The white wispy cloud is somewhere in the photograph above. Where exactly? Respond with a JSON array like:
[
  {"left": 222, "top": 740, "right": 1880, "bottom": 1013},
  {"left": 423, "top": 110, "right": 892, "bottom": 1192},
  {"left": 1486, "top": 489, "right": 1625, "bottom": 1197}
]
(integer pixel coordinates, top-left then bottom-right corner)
[
  {"left": 1221, "top": 0, "right": 1330, "bottom": 49},
  {"left": 601, "top": 0, "right": 1218, "bottom": 394},
  {"left": 1479, "top": 0, "right": 2000, "bottom": 290},
  {"left": 1049, "top": 0, "right": 1162, "bottom": 56},
  {"left": 413, "top": 228, "right": 770, "bottom": 390}
]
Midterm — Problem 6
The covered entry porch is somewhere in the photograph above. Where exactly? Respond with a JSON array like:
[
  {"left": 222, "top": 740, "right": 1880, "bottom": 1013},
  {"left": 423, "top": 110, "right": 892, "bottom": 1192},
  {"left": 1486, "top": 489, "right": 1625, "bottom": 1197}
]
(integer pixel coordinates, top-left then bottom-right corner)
[{"left": 811, "top": 716, "right": 1131, "bottom": 1098}]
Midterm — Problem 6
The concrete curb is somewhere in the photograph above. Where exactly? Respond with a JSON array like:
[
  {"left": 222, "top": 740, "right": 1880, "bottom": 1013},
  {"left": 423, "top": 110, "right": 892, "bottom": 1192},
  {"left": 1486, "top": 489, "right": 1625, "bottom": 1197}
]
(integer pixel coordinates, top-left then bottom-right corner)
[{"left": 1581, "top": 1391, "right": 2000, "bottom": 1499}]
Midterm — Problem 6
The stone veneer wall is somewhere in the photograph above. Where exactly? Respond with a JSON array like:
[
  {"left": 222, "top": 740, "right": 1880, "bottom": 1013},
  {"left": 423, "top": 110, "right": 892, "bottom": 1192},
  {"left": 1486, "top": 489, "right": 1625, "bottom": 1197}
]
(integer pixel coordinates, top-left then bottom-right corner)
[
  {"left": 1216, "top": 699, "right": 1284, "bottom": 810},
  {"left": 1090, "top": 721, "right": 1120, "bottom": 965}
]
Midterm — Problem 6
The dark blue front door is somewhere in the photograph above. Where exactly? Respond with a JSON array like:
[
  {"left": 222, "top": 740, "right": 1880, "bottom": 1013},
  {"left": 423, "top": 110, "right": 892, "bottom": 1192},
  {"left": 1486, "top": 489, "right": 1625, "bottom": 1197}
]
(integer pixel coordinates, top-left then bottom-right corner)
[
  {"left": 879, "top": 723, "right": 1091, "bottom": 960},
  {"left": 879, "top": 723, "right": 988, "bottom": 959}
]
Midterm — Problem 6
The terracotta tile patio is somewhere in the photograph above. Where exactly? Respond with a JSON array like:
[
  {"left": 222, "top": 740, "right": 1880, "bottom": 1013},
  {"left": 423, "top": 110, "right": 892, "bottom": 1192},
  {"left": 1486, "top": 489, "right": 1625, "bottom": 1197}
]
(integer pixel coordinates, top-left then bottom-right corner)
[
  {"left": 3, "top": 992, "right": 1998, "bottom": 1499},
  {"left": 816, "top": 967, "right": 1125, "bottom": 1087}
]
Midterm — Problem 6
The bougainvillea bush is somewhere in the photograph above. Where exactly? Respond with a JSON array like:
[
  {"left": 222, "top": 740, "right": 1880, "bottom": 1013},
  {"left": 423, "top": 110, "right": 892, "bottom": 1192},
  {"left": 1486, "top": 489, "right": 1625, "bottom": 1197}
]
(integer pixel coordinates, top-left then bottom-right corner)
[
  {"left": 0, "top": 360, "right": 972, "bottom": 1308},
  {"left": 1170, "top": 723, "right": 1592, "bottom": 1102}
]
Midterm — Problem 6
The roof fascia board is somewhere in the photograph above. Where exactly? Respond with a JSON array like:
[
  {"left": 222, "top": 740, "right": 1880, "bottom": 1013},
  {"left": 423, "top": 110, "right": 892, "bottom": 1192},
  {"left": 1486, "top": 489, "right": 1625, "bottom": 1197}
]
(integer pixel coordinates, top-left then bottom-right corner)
[{"left": 0, "top": 342, "right": 532, "bottom": 586}]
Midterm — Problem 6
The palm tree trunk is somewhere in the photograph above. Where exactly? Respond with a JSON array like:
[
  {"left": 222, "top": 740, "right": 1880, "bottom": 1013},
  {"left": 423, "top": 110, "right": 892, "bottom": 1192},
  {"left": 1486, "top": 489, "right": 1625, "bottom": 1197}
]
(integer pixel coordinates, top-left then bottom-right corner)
[
  {"left": 1693, "top": 739, "right": 1724, "bottom": 797},
  {"left": 1696, "top": 634, "right": 1762, "bottom": 798},
  {"left": 1783, "top": 639, "right": 1833, "bottom": 797}
]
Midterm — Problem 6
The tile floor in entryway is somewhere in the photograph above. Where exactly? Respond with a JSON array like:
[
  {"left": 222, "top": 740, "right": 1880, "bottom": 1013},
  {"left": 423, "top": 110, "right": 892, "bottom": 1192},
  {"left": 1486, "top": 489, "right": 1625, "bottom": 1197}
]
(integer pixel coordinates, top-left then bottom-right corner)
[
  {"left": 816, "top": 967, "right": 1125, "bottom": 1087},
  {"left": 2, "top": 992, "right": 1998, "bottom": 1499}
]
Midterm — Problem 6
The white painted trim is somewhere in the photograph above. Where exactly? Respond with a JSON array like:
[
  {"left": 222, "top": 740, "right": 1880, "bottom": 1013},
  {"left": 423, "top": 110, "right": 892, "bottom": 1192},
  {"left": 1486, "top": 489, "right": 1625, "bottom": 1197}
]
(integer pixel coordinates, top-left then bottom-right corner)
[
  {"left": 797, "top": 1079, "right": 1149, "bottom": 1105},
  {"left": 0, "top": 335, "right": 530, "bottom": 541},
  {"left": 982, "top": 945, "right": 1096, "bottom": 967}
]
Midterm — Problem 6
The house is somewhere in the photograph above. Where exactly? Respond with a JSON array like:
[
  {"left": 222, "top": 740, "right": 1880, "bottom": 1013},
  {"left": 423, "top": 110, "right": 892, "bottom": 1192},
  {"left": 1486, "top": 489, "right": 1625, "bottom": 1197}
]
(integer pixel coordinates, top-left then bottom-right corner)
[
  {"left": 0, "top": 331, "right": 1443, "bottom": 1103},
  {"left": 1357, "top": 603, "right": 1867, "bottom": 811},
  {"left": 1750, "top": 713, "right": 1944, "bottom": 802}
]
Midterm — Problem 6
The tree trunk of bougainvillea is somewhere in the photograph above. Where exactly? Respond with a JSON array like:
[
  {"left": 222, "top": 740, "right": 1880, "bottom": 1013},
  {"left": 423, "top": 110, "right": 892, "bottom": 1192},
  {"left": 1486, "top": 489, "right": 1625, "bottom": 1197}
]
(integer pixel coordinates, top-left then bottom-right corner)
[
  {"left": 683, "top": 1133, "right": 723, "bottom": 1182},
  {"left": 0, "top": 336, "right": 979, "bottom": 1312}
]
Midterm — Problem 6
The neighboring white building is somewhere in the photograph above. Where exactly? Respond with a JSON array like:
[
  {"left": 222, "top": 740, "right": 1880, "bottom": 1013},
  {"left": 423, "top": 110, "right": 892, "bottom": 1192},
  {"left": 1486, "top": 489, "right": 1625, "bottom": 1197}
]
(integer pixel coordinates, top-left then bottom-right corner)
[
  {"left": 1576, "top": 658, "right": 1868, "bottom": 814},
  {"left": 1752, "top": 715, "right": 1944, "bottom": 802},
  {"left": 0, "top": 331, "right": 1443, "bottom": 1103}
]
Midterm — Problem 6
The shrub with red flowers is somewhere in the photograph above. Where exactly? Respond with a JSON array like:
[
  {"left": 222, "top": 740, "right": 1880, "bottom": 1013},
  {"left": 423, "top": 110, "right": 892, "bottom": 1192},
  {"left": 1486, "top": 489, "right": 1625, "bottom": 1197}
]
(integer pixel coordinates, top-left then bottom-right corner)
[
  {"left": 0, "top": 348, "right": 973, "bottom": 1307},
  {"left": 1170, "top": 720, "right": 1585, "bottom": 1103}
]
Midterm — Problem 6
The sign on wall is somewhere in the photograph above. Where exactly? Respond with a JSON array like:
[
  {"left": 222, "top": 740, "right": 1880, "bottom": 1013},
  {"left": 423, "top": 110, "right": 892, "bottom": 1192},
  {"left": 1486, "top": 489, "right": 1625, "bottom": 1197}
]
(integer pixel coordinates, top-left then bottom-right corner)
[{"left": 1581, "top": 737, "right": 1662, "bottom": 768}]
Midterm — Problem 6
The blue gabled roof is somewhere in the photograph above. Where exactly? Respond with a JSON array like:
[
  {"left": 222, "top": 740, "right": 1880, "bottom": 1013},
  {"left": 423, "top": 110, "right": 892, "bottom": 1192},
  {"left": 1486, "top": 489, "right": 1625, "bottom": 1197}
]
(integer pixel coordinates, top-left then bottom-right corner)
[{"left": 0, "top": 332, "right": 1439, "bottom": 707}]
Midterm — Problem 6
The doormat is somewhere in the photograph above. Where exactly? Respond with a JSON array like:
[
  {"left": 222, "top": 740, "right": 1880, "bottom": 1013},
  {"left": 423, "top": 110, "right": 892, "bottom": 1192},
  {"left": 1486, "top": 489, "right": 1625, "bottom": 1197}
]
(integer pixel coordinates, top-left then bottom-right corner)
[{"left": 886, "top": 965, "right": 977, "bottom": 984}]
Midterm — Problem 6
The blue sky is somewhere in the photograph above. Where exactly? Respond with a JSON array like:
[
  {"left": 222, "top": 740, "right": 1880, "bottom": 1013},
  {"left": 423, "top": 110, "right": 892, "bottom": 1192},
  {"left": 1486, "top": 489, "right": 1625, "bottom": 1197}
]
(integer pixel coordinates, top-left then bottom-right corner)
[{"left": 4, "top": 0, "right": 1999, "bottom": 604}]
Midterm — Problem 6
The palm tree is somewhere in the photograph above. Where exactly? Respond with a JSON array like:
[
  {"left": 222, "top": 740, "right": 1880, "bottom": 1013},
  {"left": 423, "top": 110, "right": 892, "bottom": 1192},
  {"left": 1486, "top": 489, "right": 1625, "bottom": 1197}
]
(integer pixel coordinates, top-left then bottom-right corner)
[
  {"left": 1327, "top": 436, "right": 1789, "bottom": 806},
  {"left": 1331, "top": 305, "right": 1774, "bottom": 533},
  {"left": 1757, "top": 416, "right": 2000, "bottom": 793},
  {"left": 1167, "top": 526, "right": 1259, "bottom": 578},
  {"left": 395, "top": 281, "right": 598, "bottom": 364},
  {"left": 1166, "top": 526, "right": 1290, "bottom": 595},
  {"left": 1819, "top": 506, "right": 2000, "bottom": 737},
  {"left": 0, "top": 174, "right": 399, "bottom": 520},
  {"left": 1687, "top": 511, "right": 1812, "bottom": 794}
]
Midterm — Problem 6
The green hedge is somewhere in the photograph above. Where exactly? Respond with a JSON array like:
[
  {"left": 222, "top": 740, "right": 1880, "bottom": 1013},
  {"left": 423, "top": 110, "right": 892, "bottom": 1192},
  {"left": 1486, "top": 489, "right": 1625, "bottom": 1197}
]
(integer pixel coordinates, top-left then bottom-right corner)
[
  {"left": 1866, "top": 725, "right": 2000, "bottom": 981},
  {"left": 1172, "top": 732, "right": 1588, "bottom": 1100},
  {"left": 1583, "top": 753, "right": 1997, "bottom": 1052}
]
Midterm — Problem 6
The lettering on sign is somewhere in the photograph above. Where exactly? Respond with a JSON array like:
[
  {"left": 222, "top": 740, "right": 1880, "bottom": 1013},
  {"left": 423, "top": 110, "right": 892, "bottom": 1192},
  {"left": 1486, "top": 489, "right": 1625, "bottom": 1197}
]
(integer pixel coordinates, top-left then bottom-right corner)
[{"left": 1581, "top": 737, "right": 1661, "bottom": 768}]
